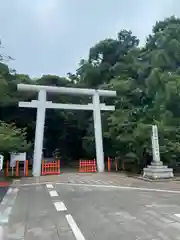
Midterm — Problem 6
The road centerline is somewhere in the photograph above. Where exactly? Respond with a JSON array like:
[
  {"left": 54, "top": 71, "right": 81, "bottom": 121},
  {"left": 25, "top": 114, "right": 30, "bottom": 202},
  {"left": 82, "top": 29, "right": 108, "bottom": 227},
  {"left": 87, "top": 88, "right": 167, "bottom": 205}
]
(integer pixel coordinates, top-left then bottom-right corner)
[
  {"left": 53, "top": 201, "right": 67, "bottom": 211},
  {"left": 66, "top": 214, "right": 85, "bottom": 240},
  {"left": 49, "top": 190, "right": 58, "bottom": 197},
  {"left": 46, "top": 184, "right": 54, "bottom": 188}
]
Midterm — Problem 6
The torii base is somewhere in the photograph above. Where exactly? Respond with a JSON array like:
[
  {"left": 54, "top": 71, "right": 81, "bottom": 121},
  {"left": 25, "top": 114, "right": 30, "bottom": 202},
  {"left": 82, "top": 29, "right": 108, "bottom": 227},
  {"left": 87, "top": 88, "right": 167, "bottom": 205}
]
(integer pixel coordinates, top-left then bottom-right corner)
[{"left": 143, "top": 161, "right": 174, "bottom": 179}]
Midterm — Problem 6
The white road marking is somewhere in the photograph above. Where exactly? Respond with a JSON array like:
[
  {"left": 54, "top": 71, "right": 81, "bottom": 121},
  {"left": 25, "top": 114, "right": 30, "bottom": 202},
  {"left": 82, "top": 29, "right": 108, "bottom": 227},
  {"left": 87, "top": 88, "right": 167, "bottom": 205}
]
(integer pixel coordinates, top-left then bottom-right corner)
[
  {"left": 13, "top": 181, "right": 54, "bottom": 187},
  {"left": 6, "top": 188, "right": 12, "bottom": 195},
  {"left": 0, "top": 226, "right": 4, "bottom": 239},
  {"left": 55, "top": 182, "right": 180, "bottom": 194},
  {"left": 146, "top": 204, "right": 177, "bottom": 208},
  {"left": 66, "top": 214, "right": 85, "bottom": 240},
  {"left": 1, "top": 197, "right": 8, "bottom": 205},
  {"left": 12, "top": 188, "right": 18, "bottom": 194},
  {"left": 174, "top": 214, "right": 180, "bottom": 218},
  {"left": 0, "top": 188, "right": 18, "bottom": 205},
  {"left": 13, "top": 181, "right": 180, "bottom": 194},
  {"left": 1, "top": 207, "right": 12, "bottom": 223},
  {"left": 53, "top": 202, "right": 67, "bottom": 211},
  {"left": 0, "top": 187, "right": 19, "bottom": 225},
  {"left": 46, "top": 184, "right": 53, "bottom": 188},
  {"left": 49, "top": 190, "right": 58, "bottom": 197}
]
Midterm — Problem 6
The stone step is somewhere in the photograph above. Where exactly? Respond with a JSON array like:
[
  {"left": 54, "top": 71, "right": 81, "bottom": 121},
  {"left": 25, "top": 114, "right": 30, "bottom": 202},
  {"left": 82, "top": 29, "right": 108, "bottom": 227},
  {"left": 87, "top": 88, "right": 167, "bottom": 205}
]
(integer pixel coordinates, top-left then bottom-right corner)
[{"left": 147, "top": 165, "right": 168, "bottom": 169}]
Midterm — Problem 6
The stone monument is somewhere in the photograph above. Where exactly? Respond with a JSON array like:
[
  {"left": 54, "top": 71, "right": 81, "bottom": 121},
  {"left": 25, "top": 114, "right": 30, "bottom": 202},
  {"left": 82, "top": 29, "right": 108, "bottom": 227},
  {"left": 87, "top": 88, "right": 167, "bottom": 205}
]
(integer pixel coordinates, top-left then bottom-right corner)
[{"left": 143, "top": 125, "right": 174, "bottom": 179}]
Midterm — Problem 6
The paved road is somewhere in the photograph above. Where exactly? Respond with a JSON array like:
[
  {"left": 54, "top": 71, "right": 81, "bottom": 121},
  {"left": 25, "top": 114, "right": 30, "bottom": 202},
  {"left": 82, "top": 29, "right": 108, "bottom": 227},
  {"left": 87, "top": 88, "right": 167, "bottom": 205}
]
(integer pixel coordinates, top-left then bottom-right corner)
[
  {"left": 0, "top": 187, "right": 8, "bottom": 202},
  {"left": 54, "top": 184, "right": 180, "bottom": 239},
  {"left": 1, "top": 182, "right": 180, "bottom": 239}
]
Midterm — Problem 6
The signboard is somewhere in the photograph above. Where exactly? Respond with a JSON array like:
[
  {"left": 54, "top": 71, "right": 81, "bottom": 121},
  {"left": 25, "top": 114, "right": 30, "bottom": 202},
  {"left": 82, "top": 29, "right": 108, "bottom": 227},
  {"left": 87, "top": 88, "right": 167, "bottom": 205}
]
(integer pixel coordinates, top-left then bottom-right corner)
[
  {"left": 0, "top": 155, "right": 4, "bottom": 171},
  {"left": 10, "top": 152, "right": 26, "bottom": 167}
]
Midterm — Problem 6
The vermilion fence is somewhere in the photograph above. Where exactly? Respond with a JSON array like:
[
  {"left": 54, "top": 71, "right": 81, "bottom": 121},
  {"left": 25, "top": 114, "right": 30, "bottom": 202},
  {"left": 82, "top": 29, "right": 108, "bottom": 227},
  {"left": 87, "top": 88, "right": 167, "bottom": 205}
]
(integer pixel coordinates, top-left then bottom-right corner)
[
  {"left": 79, "top": 159, "right": 97, "bottom": 173},
  {"left": 5, "top": 160, "right": 29, "bottom": 177},
  {"left": 41, "top": 160, "right": 60, "bottom": 175},
  {"left": 5, "top": 159, "right": 61, "bottom": 177}
]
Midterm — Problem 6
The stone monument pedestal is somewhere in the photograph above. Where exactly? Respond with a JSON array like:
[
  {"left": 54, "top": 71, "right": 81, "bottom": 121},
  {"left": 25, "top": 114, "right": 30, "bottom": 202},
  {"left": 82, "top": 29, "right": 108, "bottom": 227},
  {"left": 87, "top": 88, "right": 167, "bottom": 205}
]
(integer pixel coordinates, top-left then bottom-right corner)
[{"left": 143, "top": 161, "right": 174, "bottom": 179}]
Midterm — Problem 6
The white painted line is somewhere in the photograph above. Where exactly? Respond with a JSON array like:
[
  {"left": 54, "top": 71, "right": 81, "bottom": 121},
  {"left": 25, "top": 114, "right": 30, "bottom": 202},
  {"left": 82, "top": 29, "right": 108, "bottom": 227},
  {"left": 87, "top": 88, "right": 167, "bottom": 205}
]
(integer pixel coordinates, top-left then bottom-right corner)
[
  {"left": 66, "top": 214, "right": 85, "bottom": 240},
  {"left": 6, "top": 188, "right": 12, "bottom": 195},
  {"left": 0, "top": 226, "right": 3, "bottom": 239},
  {"left": 0, "top": 207, "right": 12, "bottom": 223},
  {"left": 13, "top": 181, "right": 54, "bottom": 187},
  {"left": 46, "top": 184, "right": 53, "bottom": 188},
  {"left": 49, "top": 190, "right": 58, "bottom": 197},
  {"left": 0, "top": 187, "right": 19, "bottom": 225},
  {"left": 13, "top": 179, "right": 20, "bottom": 184},
  {"left": 146, "top": 204, "right": 176, "bottom": 208},
  {"left": 13, "top": 181, "right": 180, "bottom": 194},
  {"left": 0, "top": 226, "right": 5, "bottom": 240},
  {"left": 4, "top": 207, "right": 12, "bottom": 217},
  {"left": 55, "top": 182, "right": 180, "bottom": 194},
  {"left": 53, "top": 202, "right": 67, "bottom": 211},
  {"left": 1, "top": 197, "right": 8, "bottom": 205},
  {"left": 6, "top": 187, "right": 18, "bottom": 195},
  {"left": 174, "top": 214, "right": 180, "bottom": 218},
  {"left": 12, "top": 188, "right": 18, "bottom": 194}
]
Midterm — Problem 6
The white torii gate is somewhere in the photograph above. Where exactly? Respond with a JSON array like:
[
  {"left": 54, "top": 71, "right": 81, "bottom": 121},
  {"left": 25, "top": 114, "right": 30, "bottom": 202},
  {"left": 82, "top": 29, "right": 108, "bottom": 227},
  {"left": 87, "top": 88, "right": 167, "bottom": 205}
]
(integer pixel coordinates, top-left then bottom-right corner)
[{"left": 17, "top": 84, "right": 116, "bottom": 176}]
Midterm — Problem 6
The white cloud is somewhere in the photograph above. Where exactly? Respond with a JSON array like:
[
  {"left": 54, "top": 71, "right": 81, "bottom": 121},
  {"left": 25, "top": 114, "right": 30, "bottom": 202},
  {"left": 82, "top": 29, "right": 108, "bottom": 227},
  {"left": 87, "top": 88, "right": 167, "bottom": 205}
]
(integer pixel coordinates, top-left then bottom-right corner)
[
  {"left": 34, "top": 0, "right": 60, "bottom": 26},
  {"left": 15, "top": 0, "right": 67, "bottom": 47},
  {"left": 16, "top": 0, "right": 65, "bottom": 32}
]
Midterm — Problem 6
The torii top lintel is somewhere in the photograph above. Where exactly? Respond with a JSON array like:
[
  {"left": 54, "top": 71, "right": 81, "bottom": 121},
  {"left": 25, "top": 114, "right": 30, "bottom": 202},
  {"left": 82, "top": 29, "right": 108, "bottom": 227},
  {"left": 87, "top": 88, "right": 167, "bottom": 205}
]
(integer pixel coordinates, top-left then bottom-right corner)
[{"left": 17, "top": 84, "right": 116, "bottom": 97}]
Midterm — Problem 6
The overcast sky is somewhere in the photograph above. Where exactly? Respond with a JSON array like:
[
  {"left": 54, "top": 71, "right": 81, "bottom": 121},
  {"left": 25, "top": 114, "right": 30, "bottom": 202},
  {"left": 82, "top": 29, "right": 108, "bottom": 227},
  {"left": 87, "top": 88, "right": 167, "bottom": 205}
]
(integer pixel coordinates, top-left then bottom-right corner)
[{"left": 0, "top": 0, "right": 179, "bottom": 77}]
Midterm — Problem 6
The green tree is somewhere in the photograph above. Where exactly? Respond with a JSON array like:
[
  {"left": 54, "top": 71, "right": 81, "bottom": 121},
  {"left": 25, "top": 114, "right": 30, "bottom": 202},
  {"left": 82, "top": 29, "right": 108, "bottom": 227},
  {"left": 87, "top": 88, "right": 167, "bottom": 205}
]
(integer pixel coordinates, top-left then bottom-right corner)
[{"left": 0, "top": 121, "right": 31, "bottom": 153}]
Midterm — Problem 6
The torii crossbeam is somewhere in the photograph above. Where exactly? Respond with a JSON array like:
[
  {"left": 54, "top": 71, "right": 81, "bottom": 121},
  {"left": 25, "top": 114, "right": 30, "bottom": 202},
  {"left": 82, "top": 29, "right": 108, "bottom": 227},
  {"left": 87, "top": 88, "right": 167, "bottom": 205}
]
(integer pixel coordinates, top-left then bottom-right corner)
[{"left": 17, "top": 84, "right": 116, "bottom": 176}]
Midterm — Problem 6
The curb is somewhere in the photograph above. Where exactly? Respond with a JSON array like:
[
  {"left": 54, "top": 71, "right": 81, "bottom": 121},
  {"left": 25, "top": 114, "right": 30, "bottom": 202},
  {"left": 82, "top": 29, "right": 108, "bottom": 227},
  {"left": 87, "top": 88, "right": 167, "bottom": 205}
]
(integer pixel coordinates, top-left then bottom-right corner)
[{"left": 0, "top": 182, "right": 9, "bottom": 187}]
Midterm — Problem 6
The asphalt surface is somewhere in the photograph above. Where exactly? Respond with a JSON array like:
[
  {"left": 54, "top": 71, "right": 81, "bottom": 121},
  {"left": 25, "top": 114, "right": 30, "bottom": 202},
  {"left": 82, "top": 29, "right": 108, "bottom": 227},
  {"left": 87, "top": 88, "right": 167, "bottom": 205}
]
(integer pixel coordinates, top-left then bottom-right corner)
[
  {"left": 0, "top": 187, "right": 8, "bottom": 202},
  {"left": 54, "top": 184, "right": 180, "bottom": 239},
  {"left": 2, "top": 182, "right": 180, "bottom": 239}
]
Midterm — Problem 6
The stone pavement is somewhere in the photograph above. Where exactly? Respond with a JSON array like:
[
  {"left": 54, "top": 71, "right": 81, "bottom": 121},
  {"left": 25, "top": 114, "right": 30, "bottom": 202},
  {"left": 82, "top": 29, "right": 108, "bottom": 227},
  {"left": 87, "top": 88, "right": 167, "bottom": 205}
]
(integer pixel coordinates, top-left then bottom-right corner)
[
  {"left": 13, "top": 172, "right": 180, "bottom": 191},
  {"left": 1, "top": 173, "right": 180, "bottom": 239}
]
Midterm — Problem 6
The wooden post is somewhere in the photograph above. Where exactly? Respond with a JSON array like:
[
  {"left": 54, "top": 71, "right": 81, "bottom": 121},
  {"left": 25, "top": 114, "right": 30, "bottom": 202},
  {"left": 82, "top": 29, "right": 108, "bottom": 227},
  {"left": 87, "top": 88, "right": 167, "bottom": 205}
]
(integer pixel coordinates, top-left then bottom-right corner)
[
  {"left": 25, "top": 160, "right": 29, "bottom": 177},
  {"left": 6, "top": 161, "right": 9, "bottom": 177},
  {"left": 58, "top": 160, "right": 60, "bottom": 174},
  {"left": 108, "top": 157, "right": 111, "bottom": 172},
  {"left": 15, "top": 161, "right": 19, "bottom": 177},
  {"left": 41, "top": 160, "right": 44, "bottom": 175},
  {"left": 115, "top": 158, "right": 118, "bottom": 172}
]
